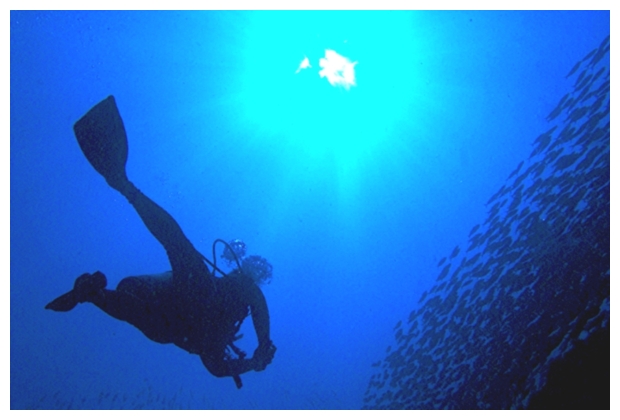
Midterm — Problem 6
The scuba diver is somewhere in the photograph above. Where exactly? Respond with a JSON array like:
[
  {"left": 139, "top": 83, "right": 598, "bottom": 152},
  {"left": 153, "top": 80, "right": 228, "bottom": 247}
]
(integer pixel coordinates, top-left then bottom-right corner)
[{"left": 45, "top": 96, "right": 276, "bottom": 389}]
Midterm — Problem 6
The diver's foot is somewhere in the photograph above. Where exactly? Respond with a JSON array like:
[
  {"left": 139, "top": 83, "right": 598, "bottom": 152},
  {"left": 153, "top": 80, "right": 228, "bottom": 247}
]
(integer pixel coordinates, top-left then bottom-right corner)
[
  {"left": 74, "top": 271, "right": 107, "bottom": 303},
  {"left": 105, "top": 172, "right": 130, "bottom": 192},
  {"left": 106, "top": 175, "right": 139, "bottom": 202},
  {"left": 45, "top": 272, "right": 107, "bottom": 312}
]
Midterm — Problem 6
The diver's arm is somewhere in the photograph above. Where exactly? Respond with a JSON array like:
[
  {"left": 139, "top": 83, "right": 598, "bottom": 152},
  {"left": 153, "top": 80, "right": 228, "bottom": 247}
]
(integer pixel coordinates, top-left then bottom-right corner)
[
  {"left": 248, "top": 285, "right": 276, "bottom": 370},
  {"left": 248, "top": 284, "right": 270, "bottom": 348}
]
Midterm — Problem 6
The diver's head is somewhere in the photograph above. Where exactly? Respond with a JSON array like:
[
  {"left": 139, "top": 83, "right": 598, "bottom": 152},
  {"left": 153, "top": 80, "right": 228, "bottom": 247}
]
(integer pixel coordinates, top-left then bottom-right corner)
[
  {"left": 221, "top": 239, "right": 247, "bottom": 266},
  {"left": 218, "top": 239, "right": 273, "bottom": 286},
  {"left": 241, "top": 255, "right": 273, "bottom": 286}
]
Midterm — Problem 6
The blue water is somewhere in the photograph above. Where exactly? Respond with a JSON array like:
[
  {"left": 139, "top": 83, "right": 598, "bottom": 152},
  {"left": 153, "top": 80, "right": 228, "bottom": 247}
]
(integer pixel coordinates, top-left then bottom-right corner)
[{"left": 10, "top": 11, "right": 609, "bottom": 409}]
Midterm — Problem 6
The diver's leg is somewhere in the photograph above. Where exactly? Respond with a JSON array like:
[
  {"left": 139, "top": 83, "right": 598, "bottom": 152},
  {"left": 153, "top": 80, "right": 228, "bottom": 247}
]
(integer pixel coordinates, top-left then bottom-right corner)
[
  {"left": 45, "top": 270, "right": 136, "bottom": 319},
  {"left": 87, "top": 275, "right": 177, "bottom": 344},
  {"left": 88, "top": 289, "right": 143, "bottom": 323},
  {"left": 46, "top": 271, "right": 180, "bottom": 344},
  {"left": 108, "top": 178, "right": 211, "bottom": 286},
  {"left": 75, "top": 96, "right": 209, "bottom": 286}
]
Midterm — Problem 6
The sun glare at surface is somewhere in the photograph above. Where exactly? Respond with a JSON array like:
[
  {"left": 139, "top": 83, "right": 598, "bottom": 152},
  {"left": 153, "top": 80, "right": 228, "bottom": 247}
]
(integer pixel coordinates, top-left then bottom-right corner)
[
  {"left": 237, "top": 12, "right": 423, "bottom": 174},
  {"left": 296, "top": 50, "right": 357, "bottom": 90},
  {"left": 318, "top": 49, "right": 357, "bottom": 90}
]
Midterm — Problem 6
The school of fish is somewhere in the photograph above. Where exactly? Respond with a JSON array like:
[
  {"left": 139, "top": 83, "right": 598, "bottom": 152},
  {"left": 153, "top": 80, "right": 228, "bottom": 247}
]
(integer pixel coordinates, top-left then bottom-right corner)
[{"left": 362, "top": 35, "right": 610, "bottom": 409}]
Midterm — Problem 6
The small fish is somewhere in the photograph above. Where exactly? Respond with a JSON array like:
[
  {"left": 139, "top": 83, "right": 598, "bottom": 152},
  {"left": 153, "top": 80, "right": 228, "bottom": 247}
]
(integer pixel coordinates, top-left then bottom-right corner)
[
  {"left": 531, "top": 128, "right": 556, "bottom": 155},
  {"left": 567, "top": 106, "right": 589, "bottom": 124},
  {"left": 589, "top": 42, "right": 610, "bottom": 67},
  {"left": 565, "top": 60, "right": 582, "bottom": 78},
  {"left": 437, "top": 264, "right": 451, "bottom": 281},
  {"left": 574, "top": 69, "right": 589, "bottom": 89},
  {"left": 507, "top": 161, "right": 524, "bottom": 180},
  {"left": 450, "top": 246, "right": 460, "bottom": 259},
  {"left": 575, "top": 73, "right": 593, "bottom": 92}
]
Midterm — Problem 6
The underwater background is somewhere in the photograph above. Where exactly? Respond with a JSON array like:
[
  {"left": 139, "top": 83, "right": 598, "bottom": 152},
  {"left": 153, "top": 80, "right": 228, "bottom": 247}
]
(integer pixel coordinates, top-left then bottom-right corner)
[{"left": 10, "top": 10, "right": 609, "bottom": 409}]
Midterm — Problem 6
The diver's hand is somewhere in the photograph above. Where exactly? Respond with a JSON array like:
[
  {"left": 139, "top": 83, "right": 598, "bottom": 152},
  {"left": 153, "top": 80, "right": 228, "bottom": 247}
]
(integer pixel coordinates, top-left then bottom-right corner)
[{"left": 253, "top": 341, "right": 276, "bottom": 371}]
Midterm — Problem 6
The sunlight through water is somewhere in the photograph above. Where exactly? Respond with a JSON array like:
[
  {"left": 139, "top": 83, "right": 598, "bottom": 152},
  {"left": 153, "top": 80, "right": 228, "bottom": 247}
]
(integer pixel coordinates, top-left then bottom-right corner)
[
  {"left": 317, "top": 49, "right": 358, "bottom": 90},
  {"left": 237, "top": 12, "right": 422, "bottom": 167}
]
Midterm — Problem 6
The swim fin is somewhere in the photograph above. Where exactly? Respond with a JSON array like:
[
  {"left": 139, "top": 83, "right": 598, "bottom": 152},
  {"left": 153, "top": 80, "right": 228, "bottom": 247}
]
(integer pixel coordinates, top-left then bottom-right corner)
[
  {"left": 45, "top": 272, "right": 107, "bottom": 312},
  {"left": 73, "top": 96, "right": 128, "bottom": 184},
  {"left": 45, "top": 290, "right": 79, "bottom": 312}
]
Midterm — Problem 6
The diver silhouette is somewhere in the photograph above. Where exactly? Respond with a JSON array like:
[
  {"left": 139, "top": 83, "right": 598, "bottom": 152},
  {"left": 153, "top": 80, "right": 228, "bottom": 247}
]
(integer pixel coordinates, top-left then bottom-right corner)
[{"left": 45, "top": 96, "right": 276, "bottom": 389}]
